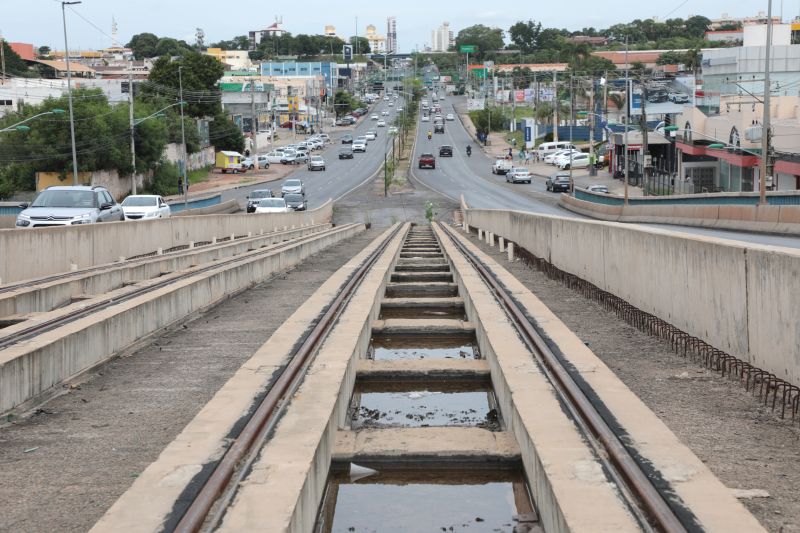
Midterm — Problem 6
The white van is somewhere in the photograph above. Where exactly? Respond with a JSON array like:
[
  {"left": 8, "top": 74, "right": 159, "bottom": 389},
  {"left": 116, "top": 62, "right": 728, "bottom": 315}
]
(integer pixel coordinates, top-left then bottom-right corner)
[{"left": 537, "top": 141, "right": 577, "bottom": 157}]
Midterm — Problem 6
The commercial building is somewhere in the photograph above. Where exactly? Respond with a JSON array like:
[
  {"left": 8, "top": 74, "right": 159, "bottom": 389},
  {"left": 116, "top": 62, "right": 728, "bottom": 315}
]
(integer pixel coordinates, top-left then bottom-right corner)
[
  {"left": 259, "top": 61, "right": 339, "bottom": 93},
  {"left": 365, "top": 25, "right": 386, "bottom": 54},
  {"left": 709, "top": 11, "right": 782, "bottom": 30},
  {"left": 249, "top": 17, "right": 288, "bottom": 49},
  {"left": 205, "top": 48, "right": 253, "bottom": 70},
  {"left": 431, "top": 22, "right": 454, "bottom": 52},
  {"left": 386, "top": 17, "right": 397, "bottom": 54}
]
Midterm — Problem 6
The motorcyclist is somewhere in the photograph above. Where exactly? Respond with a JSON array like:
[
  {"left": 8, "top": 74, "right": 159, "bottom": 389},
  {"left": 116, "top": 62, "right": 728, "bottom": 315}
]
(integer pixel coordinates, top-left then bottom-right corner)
[
  {"left": 466, "top": 145, "right": 472, "bottom": 156},
  {"left": 427, "top": 131, "right": 432, "bottom": 140}
]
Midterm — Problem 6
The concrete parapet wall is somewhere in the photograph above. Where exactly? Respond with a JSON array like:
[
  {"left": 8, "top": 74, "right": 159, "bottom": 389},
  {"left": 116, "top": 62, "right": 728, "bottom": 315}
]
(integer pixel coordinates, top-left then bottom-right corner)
[
  {"left": 463, "top": 208, "right": 800, "bottom": 387},
  {"left": 172, "top": 199, "right": 240, "bottom": 217},
  {"left": 561, "top": 194, "right": 800, "bottom": 236},
  {"left": 0, "top": 201, "right": 333, "bottom": 285}
]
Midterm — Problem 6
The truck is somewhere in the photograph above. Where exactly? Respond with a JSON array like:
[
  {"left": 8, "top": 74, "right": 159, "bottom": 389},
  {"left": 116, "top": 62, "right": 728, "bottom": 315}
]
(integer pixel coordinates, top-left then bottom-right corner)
[
  {"left": 491, "top": 159, "right": 513, "bottom": 175},
  {"left": 215, "top": 150, "right": 244, "bottom": 173}
]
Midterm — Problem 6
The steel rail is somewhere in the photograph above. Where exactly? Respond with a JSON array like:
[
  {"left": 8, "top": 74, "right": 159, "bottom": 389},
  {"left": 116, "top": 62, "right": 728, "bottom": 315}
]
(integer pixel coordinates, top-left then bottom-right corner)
[
  {"left": 170, "top": 223, "right": 406, "bottom": 533},
  {"left": 0, "top": 225, "right": 355, "bottom": 350},
  {"left": 0, "top": 224, "right": 331, "bottom": 295},
  {"left": 437, "top": 222, "right": 689, "bottom": 533}
]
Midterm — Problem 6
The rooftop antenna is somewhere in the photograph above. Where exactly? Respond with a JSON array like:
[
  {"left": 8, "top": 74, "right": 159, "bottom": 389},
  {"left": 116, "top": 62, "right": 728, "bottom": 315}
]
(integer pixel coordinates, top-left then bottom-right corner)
[{"left": 111, "top": 16, "right": 119, "bottom": 47}]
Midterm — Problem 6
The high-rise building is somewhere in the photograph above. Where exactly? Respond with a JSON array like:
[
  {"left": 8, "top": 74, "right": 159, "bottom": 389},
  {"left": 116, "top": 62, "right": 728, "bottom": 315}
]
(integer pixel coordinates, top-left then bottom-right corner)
[
  {"left": 386, "top": 16, "right": 397, "bottom": 54},
  {"left": 431, "top": 22, "right": 453, "bottom": 52},
  {"left": 365, "top": 24, "right": 386, "bottom": 54}
]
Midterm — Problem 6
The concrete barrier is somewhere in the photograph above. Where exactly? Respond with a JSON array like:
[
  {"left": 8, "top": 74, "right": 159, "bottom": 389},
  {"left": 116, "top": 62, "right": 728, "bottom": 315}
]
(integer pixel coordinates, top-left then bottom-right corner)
[
  {"left": 561, "top": 194, "right": 800, "bottom": 236},
  {"left": 0, "top": 201, "right": 333, "bottom": 285},
  {"left": 463, "top": 208, "right": 800, "bottom": 387},
  {"left": 172, "top": 199, "right": 240, "bottom": 217}
]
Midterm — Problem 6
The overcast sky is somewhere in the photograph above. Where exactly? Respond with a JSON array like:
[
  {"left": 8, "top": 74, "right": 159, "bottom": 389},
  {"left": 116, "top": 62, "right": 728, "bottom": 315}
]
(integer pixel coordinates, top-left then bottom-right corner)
[{"left": 0, "top": 1, "right": 784, "bottom": 53}]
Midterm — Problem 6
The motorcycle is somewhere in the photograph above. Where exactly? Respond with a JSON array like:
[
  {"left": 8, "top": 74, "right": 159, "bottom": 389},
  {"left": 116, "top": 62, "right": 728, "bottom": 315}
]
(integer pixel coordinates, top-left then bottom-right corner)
[
  {"left": 466, "top": 146, "right": 472, "bottom": 157},
  {"left": 427, "top": 132, "right": 432, "bottom": 140}
]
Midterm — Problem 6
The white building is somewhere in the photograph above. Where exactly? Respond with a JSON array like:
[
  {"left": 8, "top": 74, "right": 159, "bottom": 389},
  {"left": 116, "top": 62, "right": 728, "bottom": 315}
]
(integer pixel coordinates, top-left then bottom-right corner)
[
  {"left": 249, "top": 17, "right": 288, "bottom": 49},
  {"left": 365, "top": 25, "right": 386, "bottom": 54},
  {"left": 386, "top": 16, "right": 397, "bottom": 54},
  {"left": 431, "top": 22, "right": 453, "bottom": 52}
]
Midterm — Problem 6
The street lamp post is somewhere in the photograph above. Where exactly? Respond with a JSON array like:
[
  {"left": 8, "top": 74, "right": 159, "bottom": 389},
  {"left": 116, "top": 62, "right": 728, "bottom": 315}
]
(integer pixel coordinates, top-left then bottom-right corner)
[
  {"left": 178, "top": 66, "right": 188, "bottom": 209},
  {"left": 61, "top": 1, "right": 81, "bottom": 185},
  {"left": 0, "top": 109, "right": 65, "bottom": 132},
  {"left": 760, "top": 0, "right": 774, "bottom": 205}
]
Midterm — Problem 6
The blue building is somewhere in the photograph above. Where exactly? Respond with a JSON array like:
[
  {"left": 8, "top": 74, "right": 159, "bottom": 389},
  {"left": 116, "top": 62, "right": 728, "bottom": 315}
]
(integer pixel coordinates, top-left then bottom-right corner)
[{"left": 259, "top": 61, "right": 339, "bottom": 92}]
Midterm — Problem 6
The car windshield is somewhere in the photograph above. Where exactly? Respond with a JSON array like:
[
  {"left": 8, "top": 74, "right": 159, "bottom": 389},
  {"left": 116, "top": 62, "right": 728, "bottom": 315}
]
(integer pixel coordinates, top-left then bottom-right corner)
[
  {"left": 31, "top": 190, "right": 96, "bottom": 208},
  {"left": 421, "top": 153, "right": 434, "bottom": 158},
  {"left": 250, "top": 191, "right": 271, "bottom": 199},
  {"left": 284, "top": 180, "right": 301, "bottom": 187},
  {"left": 512, "top": 168, "right": 527, "bottom": 173},
  {"left": 284, "top": 194, "right": 303, "bottom": 202},
  {"left": 441, "top": 146, "right": 452, "bottom": 150},
  {"left": 259, "top": 199, "right": 285, "bottom": 207},
  {"left": 311, "top": 157, "right": 323, "bottom": 162},
  {"left": 122, "top": 196, "right": 157, "bottom": 207}
]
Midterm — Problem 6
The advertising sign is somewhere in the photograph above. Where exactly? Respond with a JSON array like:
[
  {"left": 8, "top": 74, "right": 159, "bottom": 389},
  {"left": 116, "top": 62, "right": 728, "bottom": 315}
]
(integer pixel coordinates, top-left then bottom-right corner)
[
  {"left": 514, "top": 90, "right": 524, "bottom": 103},
  {"left": 460, "top": 45, "right": 477, "bottom": 53},
  {"left": 538, "top": 87, "right": 555, "bottom": 102},
  {"left": 467, "top": 98, "right": 485, "bottom": 111}
]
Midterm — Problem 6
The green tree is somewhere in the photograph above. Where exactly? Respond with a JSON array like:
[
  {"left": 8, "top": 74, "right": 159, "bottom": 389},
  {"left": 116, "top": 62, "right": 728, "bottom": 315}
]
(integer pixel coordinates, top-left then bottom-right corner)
[
  {"left": 145, "top": 52, "right": 224, "bottom": 118},
  {"left": 469, "top": 108, "right": 505, "bottom": 137},
  {"left": 210, "top": 35, "right": 251, "bottom": 51},
  {"left": 155, "top": 37, "right": 192, "bottom": 57},
  {"left": 685, "top": 16, "right": 712, "bottom": 39},
  {"left": 209, "top": 112, "right": 244, "bottom": 152},
  {"left": 37, "top": 46, "right": 51, "bottom": 58},
  {"left": 127, "top": 32, "right": 159, "bottom": 58},
  {"left": 656, "top": 50, "right": 685, "bottom": 65},
  {"left": 455, "top": 25, "right": 505, "bottom": 58},
  {"left": 0, "top": 41, "right": 29, "bottom": 76},
  {"left": 349, "top": 36, "right": 371, "bottom": 55},
  {"left": 508, "top": 20, "right": 542, "bottom": 54}
]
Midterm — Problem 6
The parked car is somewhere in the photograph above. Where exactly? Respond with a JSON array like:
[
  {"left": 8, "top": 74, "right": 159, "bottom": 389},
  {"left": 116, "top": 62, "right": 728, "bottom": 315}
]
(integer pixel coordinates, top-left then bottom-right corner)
[
  {"left": 491, "top": 159, "right": 513, "bottom": 175},
  {"left": 365, "top": 131, "right": 377, "bottom": 141},
  {"left": 284, "top": 193, "right": 308, "bottom": 211},
  {"left": 241, "top": 157, "right": 255, "bottom": 170},
  {"left": 506, "top": 167, "right": 532, "bottom": 184},
  {"left": 280, "top": 151, "right": 299, "bottom": 165},
  {"left": 254, "top": 198, "right": 290, "bottom": 213},
  {"left": 446, "top": 113, "right": 454, "bottom": 121},
  {"left": 439, "top": 145, "right": 453, "bottom": 157},
  {"left": 121, "top": 195, "right": 171, "bottom": 220},
  {"left": 281, "top": 179, "right": 305, "bottom": 197},
  {"left": 307, "top": 155, "right": 326, "bottom": 171},
  {"left": 353, "top": 139, "right": 367, "bottom": 152},
  {"left": 16, "top": 185, "right": 123, "bottom": 228},
  {"left": 342, "top": 134, "right": 354, "bottom": 144},
  {"left": 545, "top": 149, "right": 579, "bottom": 165},
  {"left": 558, "top": 153, "right": 590, "bottom": 170},
  {"left": 318, "top": 133, "right": 331, "bottom": 143},
  {"left": 418, "top": 152, "right": 436, "bottom": 169},
  {"left": 256, "top": 155, "right": 271, "bottom": 169},
  {"left": 339, "top": 147, "right": 354, "bottom": 159},
  {"left": 546, "top": 173, "right": 573, "bottom": 192},
  {"left": 246, "top": 189, "right": 274, "bottom": 213},
  {"left": 586, "top": 184, "right": 610, "bottom": 194}
]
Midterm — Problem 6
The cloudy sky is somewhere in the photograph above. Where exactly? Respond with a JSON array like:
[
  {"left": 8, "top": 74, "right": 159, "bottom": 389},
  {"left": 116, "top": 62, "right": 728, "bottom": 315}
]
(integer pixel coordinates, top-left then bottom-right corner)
[{"left": 0, "top": 1, "right": 783, "bottom": 52}]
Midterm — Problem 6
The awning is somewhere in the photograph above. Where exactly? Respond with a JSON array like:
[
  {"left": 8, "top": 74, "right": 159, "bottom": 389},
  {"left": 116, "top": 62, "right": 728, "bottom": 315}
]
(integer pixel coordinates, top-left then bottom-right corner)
[{"left": 675, "top": 142, "right": 759, "bottom": 167}]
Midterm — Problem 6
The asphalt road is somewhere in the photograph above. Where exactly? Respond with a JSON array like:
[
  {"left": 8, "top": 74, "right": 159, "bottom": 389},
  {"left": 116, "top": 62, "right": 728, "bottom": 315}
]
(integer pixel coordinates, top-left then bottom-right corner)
[{"left": 221, "top": 97, "right": 404, "bottom": 209}]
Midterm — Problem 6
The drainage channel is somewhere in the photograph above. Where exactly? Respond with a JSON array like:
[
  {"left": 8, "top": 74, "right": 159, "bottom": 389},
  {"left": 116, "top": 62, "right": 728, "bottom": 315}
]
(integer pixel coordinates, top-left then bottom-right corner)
[{"left": 315, "top": 225, "right": 541, "bottom": 533}]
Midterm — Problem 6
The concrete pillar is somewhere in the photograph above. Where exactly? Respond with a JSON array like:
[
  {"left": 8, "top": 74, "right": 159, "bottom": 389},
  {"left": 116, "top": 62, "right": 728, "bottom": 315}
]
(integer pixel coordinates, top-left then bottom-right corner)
[
  {"left": 189, "top": 241, "right": 195, "bottom": 249},
  {"left": 283, "top": 225, "right": 288, "bottom": 231},
  {"left": 231, "top": 233, "right": 235, "bottom": 242},
  {"left": 248, "top": 231, "right": 252, "bottom": 238},
  {"left": 464, "top": 223, "right": 470, "bottom": 233},
  {"left": 274, "top": 226, "right": 278, "bottom": 233},
  {"left": 212, "top": 237, "right": 217, "bottom": 245},
  {"left": 507, "top": 243, "right": 515, "bottom": 261},
  {"left": 156, "top": 248, "right": 163, "bottom": 256},
  {"left": 291, "top": 225, "right": 295, "bottom": 230},
  {"left": 488, "top": 232, "right": 495, "bottom": 247},
  {"left": 499, "top": 237, "right": 505, "bottom": 252},
  {"left": 259, "top": 229, "right": 264, "bottom": 235},
  {"left": 118, "top": 256, "right": 126, "bottom": 262},
  {"left": 70, "top": 264, "right": 78, "bottom": 272},
  {"left": 478, "top": 228, "right": 484, "bottom": 240}
]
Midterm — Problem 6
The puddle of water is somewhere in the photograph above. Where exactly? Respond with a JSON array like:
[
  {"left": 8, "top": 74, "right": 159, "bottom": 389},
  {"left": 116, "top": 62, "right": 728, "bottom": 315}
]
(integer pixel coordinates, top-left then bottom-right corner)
[
  {"left": 349, "top": 382, "right": 501, "bottom": 430},
  {"left": 316, "top": 466, "right": 535, "bottom": 533},
  {"left": 370, "top": 336, "right": 479, "bottom": 360},
  {"left": 379, "top": 307, "right": 466, "bottom": 320}
]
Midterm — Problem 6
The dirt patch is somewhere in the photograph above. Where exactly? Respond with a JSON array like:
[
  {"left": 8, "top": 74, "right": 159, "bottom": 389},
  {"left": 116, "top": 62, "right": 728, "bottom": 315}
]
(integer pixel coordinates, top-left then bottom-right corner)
[
  {"left": 0, "top": 229, "right": 382, "bottom": 533},
  {"left": 462, "top": 229, "right": 800, "bottom": 533}
]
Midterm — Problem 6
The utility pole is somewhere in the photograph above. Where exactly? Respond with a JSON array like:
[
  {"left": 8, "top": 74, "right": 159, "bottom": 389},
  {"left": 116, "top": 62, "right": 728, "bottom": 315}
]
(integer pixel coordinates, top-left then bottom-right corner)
[
  {"left": 640, "top": 79, "right": 649, "bottom": 194},
  {"left": 589, "top": 77, "right": 596, "bottom": 177},
  {"left": 178, "top": 66, "right": 188, "bottom": 208},
  {"left": 128, "top": 66, "right": 137, "bottom": 195},
  {"left": 0, "top": 30, "right": 6, "bottom": 85},
  {"left": 568, "top": 75, "right": 574, "bottom": 186},
  {"left": 250, "top": 77, "right": 258, "bottom": 167},
  {"left": 553, "top": 71, "right": 559, "bottom": 142},
  {"left": 623, "top": 37, "right": 630, "bottom": 206},
  {"left": 61, "top": 1, "right": 81, "bottom": 186},
  {"left": 760, "top": 0, "right": 774, "bottom": 204}
]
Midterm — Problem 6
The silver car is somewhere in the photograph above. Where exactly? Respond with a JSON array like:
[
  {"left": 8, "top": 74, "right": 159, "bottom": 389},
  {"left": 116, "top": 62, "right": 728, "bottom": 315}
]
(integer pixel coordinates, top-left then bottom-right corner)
[
  {"left": 16, "top": 185, "right": 123, "bottom": 228},
  {"left": 281, "top": 179, "right": 305, "bottom": 197},
  {"left": 307, "top": 156, "right": 326, "bottom": 171}
]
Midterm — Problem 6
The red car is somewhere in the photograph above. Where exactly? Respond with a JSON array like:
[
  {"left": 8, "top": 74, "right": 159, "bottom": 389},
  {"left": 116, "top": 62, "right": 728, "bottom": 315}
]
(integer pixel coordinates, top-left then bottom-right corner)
[{"left": 418, "top": 152, "right": 436, "bottom": 169}]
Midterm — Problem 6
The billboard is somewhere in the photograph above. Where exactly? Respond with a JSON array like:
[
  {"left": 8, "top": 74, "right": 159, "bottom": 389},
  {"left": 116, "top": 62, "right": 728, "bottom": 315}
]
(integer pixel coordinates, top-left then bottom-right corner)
[
  {"left": 460, "top": 45, "right": 477, "bottom": 53},
  {"left": 467, "top": 98, "right": 485, "bottom": 111}
]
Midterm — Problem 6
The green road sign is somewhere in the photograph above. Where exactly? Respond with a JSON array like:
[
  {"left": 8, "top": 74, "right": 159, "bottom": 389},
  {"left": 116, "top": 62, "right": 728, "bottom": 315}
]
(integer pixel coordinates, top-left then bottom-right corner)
[
  {"left": 576, "top": 111, "right": 588, "bottom": 118},
  {"left": 459, "top": 45, "right": 477, "bottom": 53}
]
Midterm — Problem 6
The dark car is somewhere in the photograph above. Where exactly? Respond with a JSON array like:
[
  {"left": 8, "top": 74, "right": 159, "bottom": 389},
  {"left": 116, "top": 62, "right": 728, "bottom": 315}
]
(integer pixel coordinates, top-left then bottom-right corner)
[
  {"left": 546, "top": 173, "right": 573, "bottom": 192},
  {"left": 342, "top": 134, "right": 353, "bottom": 144},
  {"left": 439, "top": 145, "right": 453, "bottom": 157},
  {"left": 418, "top": 153, "right": 436, "bottom": 169},
  {"left": 434, "top": 122, "right": 445, "bottom": 134},
  {"left": 284, "top": 193, "right": 308, "bottom": 211},
  {"left": 339, "top": 147, "right": 354, "bottom": 159},
  {"left": 246, "top": 189, "right": 274, "bottom": 213}
]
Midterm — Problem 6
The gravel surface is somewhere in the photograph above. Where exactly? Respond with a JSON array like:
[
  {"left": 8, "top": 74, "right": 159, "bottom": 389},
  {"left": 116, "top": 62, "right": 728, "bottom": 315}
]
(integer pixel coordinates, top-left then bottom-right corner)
[
  {"left": 0, "top": 229, "right": 381, "bottom": 533},
  {"left": 462, "top": 229, "right": 800, "bottom": 533}
]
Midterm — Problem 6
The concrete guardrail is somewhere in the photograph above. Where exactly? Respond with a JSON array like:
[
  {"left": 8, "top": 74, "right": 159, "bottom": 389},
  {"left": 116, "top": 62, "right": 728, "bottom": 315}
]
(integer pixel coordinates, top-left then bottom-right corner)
[
  {"left": 463, "top": 207, "right": 800, "bottom": 388},
  {"left": 0, "top": 200, "right": 333, "bottom": 285}
]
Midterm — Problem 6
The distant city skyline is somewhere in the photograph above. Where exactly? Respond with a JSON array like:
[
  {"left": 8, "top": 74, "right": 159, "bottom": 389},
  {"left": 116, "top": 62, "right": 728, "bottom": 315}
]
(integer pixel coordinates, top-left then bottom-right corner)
[{"left": 0, "top": 1, "right": 785, "bottom": 54}]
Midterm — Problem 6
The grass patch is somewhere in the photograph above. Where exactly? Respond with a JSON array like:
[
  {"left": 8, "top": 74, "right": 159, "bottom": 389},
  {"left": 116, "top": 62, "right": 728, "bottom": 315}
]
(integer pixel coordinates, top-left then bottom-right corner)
[{"left": 188, "top": 165, "right": 212, "bottom": 185}]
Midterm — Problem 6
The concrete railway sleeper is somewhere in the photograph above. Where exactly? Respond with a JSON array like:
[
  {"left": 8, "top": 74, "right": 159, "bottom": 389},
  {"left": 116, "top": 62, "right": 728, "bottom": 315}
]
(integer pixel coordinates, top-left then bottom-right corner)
[{"left": 507, "top": 238, "right": 800, "bottom": 423}]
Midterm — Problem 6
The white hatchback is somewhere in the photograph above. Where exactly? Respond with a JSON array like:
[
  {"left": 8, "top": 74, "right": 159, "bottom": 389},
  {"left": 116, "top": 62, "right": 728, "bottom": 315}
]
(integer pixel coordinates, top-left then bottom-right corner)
[{"left": 121, "top": 195, "right": 171, "bottom": 220}]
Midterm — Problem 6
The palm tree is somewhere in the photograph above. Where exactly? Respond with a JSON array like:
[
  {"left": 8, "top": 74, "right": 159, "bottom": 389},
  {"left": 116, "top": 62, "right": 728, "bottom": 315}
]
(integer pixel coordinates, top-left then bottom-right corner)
[{"left": 608, "top": 93, "right": 625, "bottom": 111}]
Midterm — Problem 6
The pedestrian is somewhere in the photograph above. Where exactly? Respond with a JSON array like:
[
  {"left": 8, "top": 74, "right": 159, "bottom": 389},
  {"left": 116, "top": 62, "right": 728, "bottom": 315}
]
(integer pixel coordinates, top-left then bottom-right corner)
[
  {"left": 519, "top": 148, "right": 525, "bottom": 163},
  {"left": 525, "top": 150, "right": 532, "bottom": 165},
  {"left": 508, "top": 147, "right": 513, "bottom": 159},
  {"left": 177, "top": 176, "right": 184, "bottom": 195}
]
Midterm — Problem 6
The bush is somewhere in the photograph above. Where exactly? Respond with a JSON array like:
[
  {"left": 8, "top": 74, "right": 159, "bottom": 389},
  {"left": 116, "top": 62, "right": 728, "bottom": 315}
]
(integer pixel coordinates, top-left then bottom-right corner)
[{"left": 146, "top": 160, "right": 181, "bottom": 197}]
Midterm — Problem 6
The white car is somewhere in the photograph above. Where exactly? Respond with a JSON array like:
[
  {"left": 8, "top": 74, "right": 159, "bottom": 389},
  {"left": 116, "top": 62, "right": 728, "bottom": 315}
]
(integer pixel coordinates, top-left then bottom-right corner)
[
  {"left": 388, "top": 101, "right": 394, "bottom": 107},
  {"left": 558, "top": 153, "right": 590, "bottom": 170},
  {"left": 254, "top": 198, "right": 290, "bottom": 213},
  {"left": 421, "top": 115, "right": 430, "bottom": 122},
  {"left": 446, "top": 113, "right": 454, "bottom": 121},
  {"left": 307, "top": 155, "right": 326, "bottom": 171},
  {"left": 376, "top": 120, "right": 386, "bottom": 127},
  {"left": 256, "top": 155, "right": 271, "bottom": 169},
  {"left": 121, "top": 195, "right": 171, "bottom": 220},
  {"left": 397, "top": 107, "right": 404, "bottom": 113},
  {"left": 353, "top": 140, "right": 367, "bottom": 152},
  {"left": 388, "top": 126, "right": 399, "bottom": 135},
  {"left": 505, "top": 167, "right": 532, "bottom": 184},
  {"left": 545, "top": 149, "right": 578, "bottom": 165},
  {"left": 381, "top": 110, "right": 389, "bottom": 116},
  {"left": 265, "top": 151, "right": 286, "bottom": 164},
  {"left": 365, "top": 131, "right": 377, "bottom": 140},
  {"left": 371, "top": 114, "right": 379, "bottom": 120}
]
